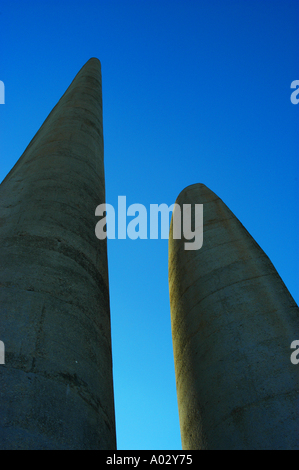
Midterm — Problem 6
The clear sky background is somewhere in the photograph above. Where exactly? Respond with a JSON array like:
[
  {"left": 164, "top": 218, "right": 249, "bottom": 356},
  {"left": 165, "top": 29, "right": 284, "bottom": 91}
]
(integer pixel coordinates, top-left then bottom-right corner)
[{"left": 0, "top": 0, "right": 298, "bottom": 450}]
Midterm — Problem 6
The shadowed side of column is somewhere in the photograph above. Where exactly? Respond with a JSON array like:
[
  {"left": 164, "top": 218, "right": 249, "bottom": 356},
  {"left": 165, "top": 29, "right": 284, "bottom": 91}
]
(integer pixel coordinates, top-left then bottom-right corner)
[
  {"left": 169, "top": 183, "right": 299, "bottom": 450},
  {"left": 0, "top": 58, "right": 116, "bottom": 449}
]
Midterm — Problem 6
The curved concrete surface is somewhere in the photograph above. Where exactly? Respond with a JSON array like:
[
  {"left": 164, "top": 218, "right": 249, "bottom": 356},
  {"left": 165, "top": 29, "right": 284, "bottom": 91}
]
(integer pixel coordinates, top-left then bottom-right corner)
[
  {"left": 169, "top": 183, "right": 299, "bottom": 450},
  {"left": 0, "top": 58, "right": 116, "bottom": 449}
]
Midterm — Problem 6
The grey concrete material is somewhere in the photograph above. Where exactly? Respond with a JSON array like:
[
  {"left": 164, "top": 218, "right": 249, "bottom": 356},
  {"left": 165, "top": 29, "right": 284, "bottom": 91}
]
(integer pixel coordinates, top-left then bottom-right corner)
[
  {"left": 0, "top": 58, "right": 116, "bottom": 449},
  {"left": 169, "top": 183, "right": 299, "bottom": 450}
]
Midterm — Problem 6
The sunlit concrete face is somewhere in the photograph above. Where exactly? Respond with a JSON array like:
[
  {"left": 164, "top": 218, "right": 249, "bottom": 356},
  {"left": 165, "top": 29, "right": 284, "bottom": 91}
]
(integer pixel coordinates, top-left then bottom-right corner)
[
  {"left": 0, "top": 58, "right": 116, "bottom": 450},
  {"left": 169, "top": 183, "right": 299, "bottom": 450}
]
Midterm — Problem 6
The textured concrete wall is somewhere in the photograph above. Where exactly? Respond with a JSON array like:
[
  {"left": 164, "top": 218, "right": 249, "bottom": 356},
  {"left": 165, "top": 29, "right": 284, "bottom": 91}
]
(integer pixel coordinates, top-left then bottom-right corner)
[
  {"left": 169, "top": 183, "right": 299, "bottom": 450},
  {"left": 0, "top": 58, "right": 116, "bottom": 449}
]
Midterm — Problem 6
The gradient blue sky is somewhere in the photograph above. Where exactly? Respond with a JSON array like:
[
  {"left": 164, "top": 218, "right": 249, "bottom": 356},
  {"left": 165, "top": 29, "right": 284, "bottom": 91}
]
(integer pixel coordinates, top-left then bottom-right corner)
[{"left": 1, "top": 0, "right": 298, "bottom": 450}]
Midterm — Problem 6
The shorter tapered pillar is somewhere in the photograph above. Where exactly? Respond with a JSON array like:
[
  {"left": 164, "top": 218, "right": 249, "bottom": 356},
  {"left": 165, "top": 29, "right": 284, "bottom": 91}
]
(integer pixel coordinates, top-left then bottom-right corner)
[{"left": 169, "top": 183, "right": 299, "bottom": 450}]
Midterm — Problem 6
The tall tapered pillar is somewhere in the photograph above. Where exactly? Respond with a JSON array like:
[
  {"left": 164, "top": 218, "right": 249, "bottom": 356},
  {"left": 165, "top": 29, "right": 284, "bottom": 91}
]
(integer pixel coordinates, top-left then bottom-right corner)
[
  {"left": 0, "top": 58, "right": 116, "bottom": 449},
  {"left": 169, "top": 183, "right": 299, "bottom": 450}
]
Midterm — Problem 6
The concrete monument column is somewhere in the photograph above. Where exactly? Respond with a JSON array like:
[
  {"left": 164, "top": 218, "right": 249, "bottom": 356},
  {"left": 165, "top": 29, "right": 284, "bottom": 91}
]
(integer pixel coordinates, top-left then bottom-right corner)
[
  {"left": 0, "top": 58, "right": 116, "bottom": 449},
  {"left": 169, "top": 183, "right": 299, "bottom": 450}
]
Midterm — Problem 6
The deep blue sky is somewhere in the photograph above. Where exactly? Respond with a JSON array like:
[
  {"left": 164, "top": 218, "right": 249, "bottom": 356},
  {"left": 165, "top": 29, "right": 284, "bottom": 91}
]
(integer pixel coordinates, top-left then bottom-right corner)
[{"left": 1, "top": 0, "right": 298, "bottom": 450}]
